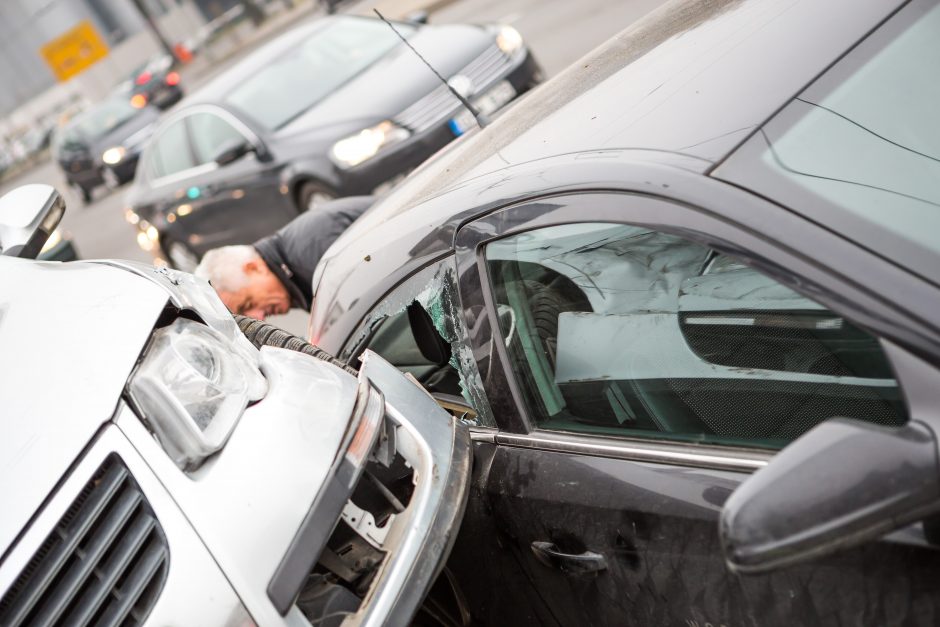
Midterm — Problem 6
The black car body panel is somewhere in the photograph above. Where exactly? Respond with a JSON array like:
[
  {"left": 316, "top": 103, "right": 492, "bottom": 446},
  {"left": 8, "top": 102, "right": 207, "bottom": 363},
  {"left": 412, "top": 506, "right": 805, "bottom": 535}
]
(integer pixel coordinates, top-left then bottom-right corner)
[
  {"left": 306, "top": 0, "right": 940, "bottom": 624},
  {"left": 309, "top": 0, "right": 908, "bottom": 353},
  {"left": 125, "top": 15, "right": 540, "bottom": 266}
]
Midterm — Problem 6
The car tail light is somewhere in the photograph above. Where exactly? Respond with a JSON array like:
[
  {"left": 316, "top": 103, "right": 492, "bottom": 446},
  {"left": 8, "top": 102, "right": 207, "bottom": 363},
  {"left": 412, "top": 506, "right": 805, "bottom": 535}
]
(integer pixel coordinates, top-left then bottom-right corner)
[
  {"left": 135, "top": 70, "right": 152, "bottom": 85},
  {"left": 130, "top": 93, "right": 148, "bottom": 108},
  {"left": 165, "top": 71, "right": 180, "bottom": 86}
]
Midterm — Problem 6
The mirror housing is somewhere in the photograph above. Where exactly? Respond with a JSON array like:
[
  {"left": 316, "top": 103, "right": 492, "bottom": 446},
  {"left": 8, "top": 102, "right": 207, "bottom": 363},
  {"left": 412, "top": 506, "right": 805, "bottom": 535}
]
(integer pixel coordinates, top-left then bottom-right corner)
[
  {"left": 721, "top": 418, "right": 940, "bottom": 574},
  {"left": 213, "top": 139, "right": 256, "bottom": 166},
  {"left": 0, "top": 184, "right": 66, "bottom": 259},
  {"left": 405, "top": 10, "right": 429, "bottom": 24}
]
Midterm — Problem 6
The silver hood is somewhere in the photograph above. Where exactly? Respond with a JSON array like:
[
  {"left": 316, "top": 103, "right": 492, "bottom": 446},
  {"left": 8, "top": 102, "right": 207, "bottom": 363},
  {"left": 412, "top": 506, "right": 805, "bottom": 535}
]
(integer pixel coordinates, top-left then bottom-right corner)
[{"left": 0, "top": 257, "right": 168, "bottom": 558}]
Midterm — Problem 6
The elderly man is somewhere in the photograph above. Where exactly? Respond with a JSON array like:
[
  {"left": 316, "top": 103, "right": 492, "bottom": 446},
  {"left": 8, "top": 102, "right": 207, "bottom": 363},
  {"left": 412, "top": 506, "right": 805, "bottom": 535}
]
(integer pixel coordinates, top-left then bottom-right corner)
[{"left": 195, "top": 195, "right": 372, "bottom": 319}]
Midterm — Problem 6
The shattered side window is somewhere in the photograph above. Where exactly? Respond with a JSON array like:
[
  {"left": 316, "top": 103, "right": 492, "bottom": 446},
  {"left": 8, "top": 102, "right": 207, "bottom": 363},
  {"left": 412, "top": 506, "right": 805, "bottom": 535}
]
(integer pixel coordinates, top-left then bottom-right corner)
[
  {"left": 485, "top": 223, "right": 908, "bottom": 449},
  {"left": 341, "top": 258, "right": 494, "bottom": 427}
]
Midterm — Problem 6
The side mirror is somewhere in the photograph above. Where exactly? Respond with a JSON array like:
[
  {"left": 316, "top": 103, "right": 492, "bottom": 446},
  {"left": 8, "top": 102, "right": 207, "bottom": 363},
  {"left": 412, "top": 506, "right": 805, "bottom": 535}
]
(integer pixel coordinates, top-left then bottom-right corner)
[
  {"left": 213, "top": 139, "right": 256, "bottom": 166},
  {"left": 405, "top": 10, "right": 429, "bottom": 24},
  {"left": 0, "top": 184, "right": 66, "bottom": 259},
  {"left": 720, "top": 418, "right": 940, "bottom": 574}
]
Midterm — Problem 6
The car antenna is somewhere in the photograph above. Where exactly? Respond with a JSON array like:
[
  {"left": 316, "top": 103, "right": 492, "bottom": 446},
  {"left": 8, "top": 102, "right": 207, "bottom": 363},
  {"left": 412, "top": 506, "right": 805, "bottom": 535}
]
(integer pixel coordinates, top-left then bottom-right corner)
[{"left": 373, "top": 8, "right": 489, "bottom": 128}]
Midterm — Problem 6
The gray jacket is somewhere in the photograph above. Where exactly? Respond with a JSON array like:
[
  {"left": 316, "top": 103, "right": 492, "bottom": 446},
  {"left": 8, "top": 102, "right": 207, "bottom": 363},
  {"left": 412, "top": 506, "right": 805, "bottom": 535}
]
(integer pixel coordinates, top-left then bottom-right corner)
[{"left": 253, "top": 195, "right": 373, "bottom": 310}]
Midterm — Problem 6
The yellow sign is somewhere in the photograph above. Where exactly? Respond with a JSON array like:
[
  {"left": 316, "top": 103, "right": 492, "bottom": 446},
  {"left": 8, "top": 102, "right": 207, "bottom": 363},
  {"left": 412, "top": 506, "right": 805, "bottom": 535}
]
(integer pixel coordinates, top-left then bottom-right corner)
[{"left": 40, "top": 20, "right": 109, "bottom": 82}]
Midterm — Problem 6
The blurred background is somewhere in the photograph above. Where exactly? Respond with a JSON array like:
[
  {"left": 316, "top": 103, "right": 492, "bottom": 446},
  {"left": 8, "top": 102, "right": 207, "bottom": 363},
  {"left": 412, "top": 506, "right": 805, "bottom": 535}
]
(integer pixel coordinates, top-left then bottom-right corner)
[{"left": 0, "top": 0, "right": 661, "bottom": 330}]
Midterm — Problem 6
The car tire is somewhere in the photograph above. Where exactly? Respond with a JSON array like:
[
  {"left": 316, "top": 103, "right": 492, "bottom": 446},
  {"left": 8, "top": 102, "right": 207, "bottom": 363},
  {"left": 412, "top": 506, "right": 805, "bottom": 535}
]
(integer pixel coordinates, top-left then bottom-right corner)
[
  {"left": 296, "top": 182, "right": 336, "bottom": 213},
  {"left": 69, "top": 181, "right": 92, "bottom": 204},
  {"left": 517, "top": 278, "right": 592, "bottom": 370},
  {"left": 165, "top": 239, "right": 200, "bottom": 272},
  {"left": 102, "top": 167, "right": 121, "bottom": 191}
]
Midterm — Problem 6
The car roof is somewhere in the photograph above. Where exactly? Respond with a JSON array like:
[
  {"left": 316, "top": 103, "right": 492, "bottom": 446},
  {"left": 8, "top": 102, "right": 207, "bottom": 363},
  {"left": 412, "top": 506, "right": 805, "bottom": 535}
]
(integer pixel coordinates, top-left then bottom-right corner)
[
  {"left": 346, "top": 0, "right": 900, "bottom": 227},
  {"left": 312, "top": 0, "right": 902, "bottom": 350}
]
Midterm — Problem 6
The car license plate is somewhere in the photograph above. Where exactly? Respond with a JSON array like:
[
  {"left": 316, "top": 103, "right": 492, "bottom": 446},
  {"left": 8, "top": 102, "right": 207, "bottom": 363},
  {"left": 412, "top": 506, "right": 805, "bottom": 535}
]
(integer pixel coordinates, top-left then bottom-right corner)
[{"left": 449, "top": 80, "right": 517, "bottom": 136}]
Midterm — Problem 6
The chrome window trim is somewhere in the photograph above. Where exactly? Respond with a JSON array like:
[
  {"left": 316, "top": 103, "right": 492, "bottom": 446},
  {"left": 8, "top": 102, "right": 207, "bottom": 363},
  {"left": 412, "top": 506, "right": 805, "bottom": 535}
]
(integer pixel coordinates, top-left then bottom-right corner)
[
  {"left": 146, "top": 104, "right": 262, "bottom": 188},
  {"left": 468, "top": 426, "right": 497, "bottom": 443},
  {"left": 496, "top": 430, "right": 772, "bottom": 472}
]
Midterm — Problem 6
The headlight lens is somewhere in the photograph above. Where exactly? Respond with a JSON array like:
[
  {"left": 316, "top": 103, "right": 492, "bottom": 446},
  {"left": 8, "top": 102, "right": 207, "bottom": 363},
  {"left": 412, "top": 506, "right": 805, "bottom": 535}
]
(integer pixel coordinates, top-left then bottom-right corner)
[
  {"left": 127, "top": 318, "right": 267, "bottom": 470},
  {"left": 331, "top": 121, "right": 411, "bottom": 168},
  {"left": 496, "top": 25, "right": 524, "bottom": 55},
  {"left": 102, "top": 146, "right": 126, "bottom": 165}
]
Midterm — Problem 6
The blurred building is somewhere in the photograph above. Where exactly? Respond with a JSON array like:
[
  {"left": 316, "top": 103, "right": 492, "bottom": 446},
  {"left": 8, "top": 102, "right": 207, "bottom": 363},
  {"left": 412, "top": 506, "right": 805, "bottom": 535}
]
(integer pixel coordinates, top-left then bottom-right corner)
[{"left": 0, "top": 0, "right": 205, "bottom": 131}]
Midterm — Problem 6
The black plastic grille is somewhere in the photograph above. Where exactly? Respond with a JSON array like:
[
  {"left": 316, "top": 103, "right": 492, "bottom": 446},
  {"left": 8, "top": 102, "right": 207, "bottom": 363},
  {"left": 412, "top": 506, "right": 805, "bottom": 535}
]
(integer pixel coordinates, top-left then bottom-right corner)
[{"left": 0, "top": 455, "right": 169, "bottom": 627}]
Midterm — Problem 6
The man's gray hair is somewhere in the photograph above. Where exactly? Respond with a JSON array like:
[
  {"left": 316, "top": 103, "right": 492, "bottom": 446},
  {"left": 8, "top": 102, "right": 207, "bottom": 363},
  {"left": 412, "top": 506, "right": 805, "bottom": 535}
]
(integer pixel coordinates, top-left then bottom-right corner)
[{"left": 194, "top": 245, "right": 261, "bottom": 292}]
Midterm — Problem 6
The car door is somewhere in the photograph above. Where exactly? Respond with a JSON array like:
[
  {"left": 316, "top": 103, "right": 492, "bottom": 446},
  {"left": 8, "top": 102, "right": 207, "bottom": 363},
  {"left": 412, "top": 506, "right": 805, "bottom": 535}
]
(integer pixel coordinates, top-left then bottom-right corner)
[
  {"left": 184, "top": 108, "right": 297, "bottom": 251},
  {"left": 447, "top": 190, "right": 940, "bottom": 627}
]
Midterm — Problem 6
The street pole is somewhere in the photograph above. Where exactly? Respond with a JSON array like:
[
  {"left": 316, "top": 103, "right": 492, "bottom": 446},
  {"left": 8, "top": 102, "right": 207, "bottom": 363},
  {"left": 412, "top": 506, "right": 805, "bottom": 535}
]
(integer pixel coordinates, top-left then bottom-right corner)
[{"left": 129, "top": 0, "right": 177, "bottom": 60}]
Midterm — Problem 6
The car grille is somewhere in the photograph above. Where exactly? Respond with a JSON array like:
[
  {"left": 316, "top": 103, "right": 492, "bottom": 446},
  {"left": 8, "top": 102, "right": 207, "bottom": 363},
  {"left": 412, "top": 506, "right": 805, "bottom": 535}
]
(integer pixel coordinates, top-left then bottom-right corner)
[
  {"left": 393, "top": 44, "right": 516, "bottom": 133},
  {"left": 0, "top": 455, "right": 169, "bottom": 627}
]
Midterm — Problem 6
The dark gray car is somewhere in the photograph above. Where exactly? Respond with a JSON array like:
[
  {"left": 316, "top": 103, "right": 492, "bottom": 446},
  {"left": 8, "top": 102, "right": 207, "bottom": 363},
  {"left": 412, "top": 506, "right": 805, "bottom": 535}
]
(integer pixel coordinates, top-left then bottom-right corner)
[
  {"left": 125, "top": 14, "right": 540, "bottom": 270},
  {"left": 52, "top": 95, "right": 160, "bottom": 202},
  {"left": 307, "top": 0, "right": 940, "bottom": 624}
]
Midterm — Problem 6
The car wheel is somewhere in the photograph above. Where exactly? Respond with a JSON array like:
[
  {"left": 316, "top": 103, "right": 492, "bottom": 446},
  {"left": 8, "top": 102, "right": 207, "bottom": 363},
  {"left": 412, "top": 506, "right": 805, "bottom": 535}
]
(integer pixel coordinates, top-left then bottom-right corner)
[
  {"left": 166, "top": 240, "right": 200, "bottom": 272},
  {"left": 516, "top": 278, "right": 592, "bottom": 370},
  {"left": 297, "top": 182, "right": 336, "bottom": 213},
  {"left": 69, "top": 181, "right": 91, "bottom": 204}
]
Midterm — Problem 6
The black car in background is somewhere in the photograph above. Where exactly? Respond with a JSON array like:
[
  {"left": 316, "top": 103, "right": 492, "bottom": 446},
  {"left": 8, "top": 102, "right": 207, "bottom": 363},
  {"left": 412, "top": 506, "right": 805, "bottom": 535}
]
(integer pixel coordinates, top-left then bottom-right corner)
[
  {"left": 124, "top": 54, "right": 185, "bottom": 110},
  {"left": 125, "top": 14, "right": 540, "bottom": 270},
  {"left": 307, "top": 0, "right": 940, "bottom": 624},
  {"left": 52, "top": 94, "right": 160, "bottom": 202}
]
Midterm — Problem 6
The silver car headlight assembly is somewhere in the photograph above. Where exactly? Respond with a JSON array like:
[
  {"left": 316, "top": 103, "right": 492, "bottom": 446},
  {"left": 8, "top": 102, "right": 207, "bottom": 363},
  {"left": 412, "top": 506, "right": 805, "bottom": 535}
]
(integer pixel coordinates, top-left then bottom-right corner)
[{"left": 127, "top": 317, "right": 266, "bottom": 470}]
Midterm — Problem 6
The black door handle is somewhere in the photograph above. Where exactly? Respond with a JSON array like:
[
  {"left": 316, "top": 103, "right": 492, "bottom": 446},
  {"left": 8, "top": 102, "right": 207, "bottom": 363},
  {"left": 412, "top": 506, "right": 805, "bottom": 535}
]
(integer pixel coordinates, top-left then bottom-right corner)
[{"left": 530, "top": 541, "right": 608, "bottom": 575}]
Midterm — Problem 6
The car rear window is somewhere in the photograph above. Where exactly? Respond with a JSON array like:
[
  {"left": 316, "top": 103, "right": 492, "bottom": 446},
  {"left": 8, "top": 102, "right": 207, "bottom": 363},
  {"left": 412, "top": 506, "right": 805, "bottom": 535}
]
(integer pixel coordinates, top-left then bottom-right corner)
[
  {"left": 224, "top": 17, "right": 413, "bottom": 129},
  {"left": 715, "top": 0, "right": 940, "bottom": 283}
]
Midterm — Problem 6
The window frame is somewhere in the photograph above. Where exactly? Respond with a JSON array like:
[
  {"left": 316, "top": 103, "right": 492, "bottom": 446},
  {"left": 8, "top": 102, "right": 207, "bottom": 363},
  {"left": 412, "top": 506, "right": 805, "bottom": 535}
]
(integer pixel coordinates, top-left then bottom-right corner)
[
  {"left": 144, "top": 105, "right": 262, "bottom": 188},
  {"left": 454, "top": 189, "right": 929, "bottom": 469},
  {"left": 337, "top": 255, "right": 496, "bottom": 427}
]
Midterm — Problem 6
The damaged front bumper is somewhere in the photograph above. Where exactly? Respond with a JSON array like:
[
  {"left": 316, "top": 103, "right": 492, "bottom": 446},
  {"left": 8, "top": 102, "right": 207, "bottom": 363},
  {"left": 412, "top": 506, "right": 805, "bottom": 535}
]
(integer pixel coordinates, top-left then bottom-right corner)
[{"left": 267, "top": 348, "right": 472, "bottom": 625}]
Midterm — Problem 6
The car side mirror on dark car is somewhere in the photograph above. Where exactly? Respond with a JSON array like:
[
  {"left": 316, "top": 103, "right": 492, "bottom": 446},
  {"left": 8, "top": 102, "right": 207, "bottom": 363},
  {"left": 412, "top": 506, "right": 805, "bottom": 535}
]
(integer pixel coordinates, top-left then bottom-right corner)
[
  {"left": 213, "top": 139, "right": 257, "bottom": 166},
  {"left": 720, "top": 418, "right": 940, "bottom": 574},
  {"left": 0, "top": 184, "right": 66, "bottom": 259},
  {"left": 405, "top": 10, "right": 429, "bottom": 24}
]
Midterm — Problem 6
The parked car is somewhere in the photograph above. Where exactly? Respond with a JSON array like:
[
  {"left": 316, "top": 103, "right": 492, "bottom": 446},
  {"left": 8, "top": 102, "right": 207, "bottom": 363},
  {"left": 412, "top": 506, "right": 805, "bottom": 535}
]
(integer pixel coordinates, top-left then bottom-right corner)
[
  {"left": 307, "top": 0, "right": 940, "bottom": 624},
  {"left": 52, "top": 94, "right": 160, "bottom": 201},
  {"left": 0, "top": 183, "right": 471, "bottom": 626},
  {"left": 125, "top": 14, "right": 541, "bottom": 270},
  {"left": 124, "top": 54, "right": 184, "bottom": 110}
]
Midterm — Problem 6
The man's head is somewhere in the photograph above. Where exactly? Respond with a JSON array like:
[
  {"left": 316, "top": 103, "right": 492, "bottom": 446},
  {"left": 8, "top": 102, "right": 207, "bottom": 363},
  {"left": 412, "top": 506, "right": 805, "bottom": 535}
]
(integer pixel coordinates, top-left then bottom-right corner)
[{"left": 194, "top": 245, "right": 290, "bottom": 320}]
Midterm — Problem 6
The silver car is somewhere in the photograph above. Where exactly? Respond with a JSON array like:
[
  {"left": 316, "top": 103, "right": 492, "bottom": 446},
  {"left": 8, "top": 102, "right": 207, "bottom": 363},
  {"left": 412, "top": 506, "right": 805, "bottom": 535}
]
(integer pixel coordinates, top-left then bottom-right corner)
[{"left": 0, "top": 185, "right": 470, "bottom": 626}]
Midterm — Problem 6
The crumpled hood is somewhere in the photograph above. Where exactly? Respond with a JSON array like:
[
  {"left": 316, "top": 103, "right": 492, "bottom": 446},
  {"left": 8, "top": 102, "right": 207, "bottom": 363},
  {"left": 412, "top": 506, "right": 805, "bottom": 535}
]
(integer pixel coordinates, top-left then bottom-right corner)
[{"left": 0, "top": 257, "right": 168, "bottom": 558}]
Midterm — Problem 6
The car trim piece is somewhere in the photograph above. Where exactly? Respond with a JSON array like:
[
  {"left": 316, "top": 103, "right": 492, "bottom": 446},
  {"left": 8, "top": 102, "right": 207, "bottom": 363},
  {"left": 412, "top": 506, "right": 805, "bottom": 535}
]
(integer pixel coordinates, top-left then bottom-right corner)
[
  {"left": 267, "top": 381, "right": 383, "bottom": 614},
  {"left": 496, "top": 430, "right": 771, "bottom": 472},
  {"left": 469, "top": 426, "right": 497, "bottom": 443}
]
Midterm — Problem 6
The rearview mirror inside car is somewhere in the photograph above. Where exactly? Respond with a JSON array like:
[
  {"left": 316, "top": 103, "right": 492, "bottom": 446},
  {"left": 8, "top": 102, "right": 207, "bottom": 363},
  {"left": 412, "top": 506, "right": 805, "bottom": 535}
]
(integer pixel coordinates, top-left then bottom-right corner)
[
  {"left": 720, "top": 417, "right": 940, "bottom": 574},
  {"left": 0, "top": 184, "right": 66, "bottom": 259},
  {"left": 213, "top": 139, "right": 256, "bottom": 166}
]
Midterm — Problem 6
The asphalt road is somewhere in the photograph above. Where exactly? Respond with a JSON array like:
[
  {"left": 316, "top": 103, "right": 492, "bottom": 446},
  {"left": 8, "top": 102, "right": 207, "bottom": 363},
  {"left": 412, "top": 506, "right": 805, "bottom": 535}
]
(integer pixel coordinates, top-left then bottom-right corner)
[{"left": 1, "top": 0, "right": 662, "bottom": 330}]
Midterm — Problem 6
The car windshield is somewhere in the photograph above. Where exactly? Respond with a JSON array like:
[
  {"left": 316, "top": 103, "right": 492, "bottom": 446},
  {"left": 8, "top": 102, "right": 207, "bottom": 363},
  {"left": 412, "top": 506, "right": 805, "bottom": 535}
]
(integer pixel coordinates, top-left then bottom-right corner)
[
  {"left": 70, "top": 97, "right": 139, "bottom": 140},
  {"left": 224, "top": 17, "right": 413, "bottom": 129}
]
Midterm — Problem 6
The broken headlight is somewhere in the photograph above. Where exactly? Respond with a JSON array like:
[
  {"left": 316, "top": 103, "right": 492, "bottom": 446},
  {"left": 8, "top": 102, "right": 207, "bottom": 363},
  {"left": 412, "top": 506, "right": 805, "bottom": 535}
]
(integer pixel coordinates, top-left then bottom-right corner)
[{"left": 127, "top": 317, "right": 266, "bottom": 470}]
